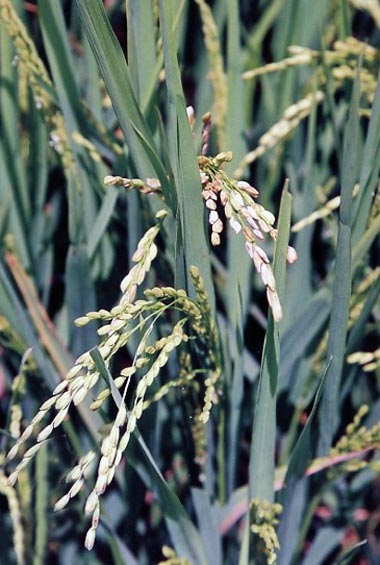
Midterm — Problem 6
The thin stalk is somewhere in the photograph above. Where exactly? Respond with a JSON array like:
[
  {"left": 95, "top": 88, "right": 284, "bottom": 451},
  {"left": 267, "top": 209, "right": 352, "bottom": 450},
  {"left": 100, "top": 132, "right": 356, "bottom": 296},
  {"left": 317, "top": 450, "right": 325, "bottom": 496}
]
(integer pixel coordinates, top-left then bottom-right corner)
[
  {"left": 33, "top": 445, "right": 48, "bottom": 565},
  {"left": 217, "top": 406, "right": 226, "bottom": 505}
]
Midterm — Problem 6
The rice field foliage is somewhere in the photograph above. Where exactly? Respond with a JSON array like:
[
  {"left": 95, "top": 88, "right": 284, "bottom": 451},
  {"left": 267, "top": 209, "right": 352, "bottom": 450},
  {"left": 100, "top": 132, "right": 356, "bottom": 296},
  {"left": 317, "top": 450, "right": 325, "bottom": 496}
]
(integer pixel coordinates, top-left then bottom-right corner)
[{"left": 0, "top": 0, "right": 380, "bottom": 563}]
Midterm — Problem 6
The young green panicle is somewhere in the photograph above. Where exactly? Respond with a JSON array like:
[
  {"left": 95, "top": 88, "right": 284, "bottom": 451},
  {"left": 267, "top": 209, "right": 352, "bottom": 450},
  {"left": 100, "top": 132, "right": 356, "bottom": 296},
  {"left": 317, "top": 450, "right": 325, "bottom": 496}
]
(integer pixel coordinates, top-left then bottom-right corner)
[{"left": 250, "top": 498, "right": 283, "bottom": 565}]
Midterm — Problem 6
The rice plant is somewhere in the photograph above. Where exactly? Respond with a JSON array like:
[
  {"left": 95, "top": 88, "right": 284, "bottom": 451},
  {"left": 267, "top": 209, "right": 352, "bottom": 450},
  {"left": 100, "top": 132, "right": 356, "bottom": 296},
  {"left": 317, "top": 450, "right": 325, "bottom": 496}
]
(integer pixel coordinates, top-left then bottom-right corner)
[{"left": 0, "top": 1, "right": 379, "bottom": 564}]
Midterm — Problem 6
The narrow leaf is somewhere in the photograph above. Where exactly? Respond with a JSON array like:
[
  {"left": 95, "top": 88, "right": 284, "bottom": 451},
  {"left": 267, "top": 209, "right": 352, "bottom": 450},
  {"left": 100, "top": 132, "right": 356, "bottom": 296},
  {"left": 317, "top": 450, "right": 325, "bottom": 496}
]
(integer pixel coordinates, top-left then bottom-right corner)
[
  {"left": 158, "top": 0, "right": 215, "bottom": 312},
  {"left": 74, "top": 0, "right": 173, "bottom": 205},
  {"left": 318, "top": 73, "right": 360, "bottom": 454},
  {"left": 249, "top": 182, "right": 292, "bottom": 501},
  {"left": 246, "top": 183, "right": 292, "bottom": 563}
]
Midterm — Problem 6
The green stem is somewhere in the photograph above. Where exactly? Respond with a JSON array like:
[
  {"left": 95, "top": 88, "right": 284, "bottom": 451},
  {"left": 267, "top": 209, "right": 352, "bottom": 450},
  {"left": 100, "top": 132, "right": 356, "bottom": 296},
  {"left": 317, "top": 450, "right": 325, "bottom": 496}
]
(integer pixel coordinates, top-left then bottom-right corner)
[
  {"left": 33, "top": 445, "right": 48, "bottom": 565},
  {"left": 217, "top": 406, "right": 226, "bottom": 505},
  {"left": 338, "top": 0, "right": 351, "bottom": 38}
]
